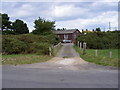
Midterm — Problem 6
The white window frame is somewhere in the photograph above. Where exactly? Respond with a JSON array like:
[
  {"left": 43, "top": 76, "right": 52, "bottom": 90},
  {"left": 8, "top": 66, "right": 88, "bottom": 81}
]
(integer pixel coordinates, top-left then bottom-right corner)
[{"left": 64, "top": 34, "right": 68, "bottom": 40}]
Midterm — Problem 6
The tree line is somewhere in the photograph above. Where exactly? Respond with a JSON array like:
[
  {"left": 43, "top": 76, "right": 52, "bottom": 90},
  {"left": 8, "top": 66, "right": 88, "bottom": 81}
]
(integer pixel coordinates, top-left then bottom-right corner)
[
  {"left": 1, "top": 13, "right": 60, "bottom": 55},
  {"left": 82, "top": 27, "right": 101, "bottom": 32},
  {"left": 1, "top": 13, "right": 55, "bottom": 35},
  {"left": 1, "top": 13, "right": 29, "bottom": 34},
  {"left": 76, "top": 30, "right": 120, "bottom": 49}
]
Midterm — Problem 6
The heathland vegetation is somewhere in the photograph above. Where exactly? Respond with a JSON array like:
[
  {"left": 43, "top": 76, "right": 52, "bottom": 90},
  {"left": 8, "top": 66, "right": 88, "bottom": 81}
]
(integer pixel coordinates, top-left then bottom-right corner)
[
  {"left": 1, "top": 13, "right": 60, "bottom": 65},
  {"left": 75, "top": 29, "right": 119, "bottom": 67},
  {"left": 76, "top": 30, "right": 120, "bottom": 49},
  {"left": 1, "top": 13, "right": 59, "bottom": 55}
]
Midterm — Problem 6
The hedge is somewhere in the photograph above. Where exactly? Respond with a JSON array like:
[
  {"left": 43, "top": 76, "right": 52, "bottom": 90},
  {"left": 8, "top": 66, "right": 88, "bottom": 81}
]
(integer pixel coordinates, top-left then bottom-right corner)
[{"left": 2, "top": 34, "right": 60, "bottom": 55}]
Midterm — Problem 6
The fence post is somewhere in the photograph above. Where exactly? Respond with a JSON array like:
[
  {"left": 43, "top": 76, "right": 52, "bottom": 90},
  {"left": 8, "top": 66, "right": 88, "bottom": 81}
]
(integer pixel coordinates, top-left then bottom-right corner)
[
  {"left": 49, "top": 47, "right": 52, "bottom": 56},
  {"left": 78, "top": 41, "right": 79, "bottom": 47},
  {"left": 95, "top": 50, "right": 98, "bottom": 56},
  {"left": 82, "top": 42, "right": 86, "bottom": 55},
  {"left": 110, "top": 51, "right": 112, "bottom": 58}
]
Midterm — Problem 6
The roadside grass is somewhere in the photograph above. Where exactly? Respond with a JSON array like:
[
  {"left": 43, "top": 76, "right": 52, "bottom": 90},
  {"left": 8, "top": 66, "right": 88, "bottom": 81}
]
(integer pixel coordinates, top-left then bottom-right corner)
[
  {"left": 2, "top": 54, "right": 53, "bottom": 65},
  {"left": 0, "top": 54, "right": 2, "bottom": 65},
  {"left": 74, "top": 45, "right": 119, "bottom": 67},
  {"left": 2, "top": 43, "right": 62, "bottom": 65}
]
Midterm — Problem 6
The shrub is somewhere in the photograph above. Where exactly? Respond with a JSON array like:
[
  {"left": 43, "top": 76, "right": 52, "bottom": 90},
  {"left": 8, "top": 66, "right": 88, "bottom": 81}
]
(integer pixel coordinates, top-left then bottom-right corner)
[
  {"left": 2, "top": 37, "right": 27, "bottom": 54},
  {"left": 32, "top": 43, "right": 51, "bottom": 55},
  {"left": 76, "top": 31, "right": 120, "bottom": 49},
  {"left": 2, "top": 34, "right": 60, "bottom": 55}
]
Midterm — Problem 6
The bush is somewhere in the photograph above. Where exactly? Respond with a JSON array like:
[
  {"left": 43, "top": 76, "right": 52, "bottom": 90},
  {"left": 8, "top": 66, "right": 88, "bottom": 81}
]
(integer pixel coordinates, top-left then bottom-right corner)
[
  {"left": 3, "top": 37, "right": 28, "bottom": 54},
  {"left": 33, "top": 43, "right": 51, "bottom": 55},
  {"left": 76, "top": 31, "right": 120, "bottom": 49},
  {"left": 2, "top": 34, "right": 60, "bottom": 55}
]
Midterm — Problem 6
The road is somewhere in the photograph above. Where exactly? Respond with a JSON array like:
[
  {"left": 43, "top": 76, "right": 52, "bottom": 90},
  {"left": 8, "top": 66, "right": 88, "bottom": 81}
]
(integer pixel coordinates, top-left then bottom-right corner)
[{"left": 2, "top": 43, "right": 118, "bottom": 88}]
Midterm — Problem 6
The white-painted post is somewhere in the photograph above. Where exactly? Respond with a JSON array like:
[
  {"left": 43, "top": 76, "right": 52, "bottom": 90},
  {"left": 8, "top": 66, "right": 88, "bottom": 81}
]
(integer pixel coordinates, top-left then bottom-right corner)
[
  {"left": 78, "top": 41, "right": 79, "bottom": 47},
  {"left": 80, "top": 42, "right": 82, "bottom": 49},
  {"left": 110, "top": 51, "right": 112, "bottom": 58},
  {"left": 84, "top": 42, "right": 86, "bottom": 49},
  {"left": 95, "top": 50, "right": 98, "bottom": 56},
  {"left": 83, "top": 42, "right": 87, "bottom": 55},
  {"left": 49, "top": 47, "right": 52, "bottom": 56}
]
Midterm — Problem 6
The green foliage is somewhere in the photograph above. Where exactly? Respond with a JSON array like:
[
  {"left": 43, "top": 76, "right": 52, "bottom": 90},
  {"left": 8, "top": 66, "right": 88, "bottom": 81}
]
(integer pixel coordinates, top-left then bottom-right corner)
[
  {"left": 95, "top": 27, "right": 101, "bottom": 32},
  {"left": 13, "top": 19, "right": 29, "bottom": 34},
  {"left": 2, "top": 37, "right": 27, "bottom": 54},
  {"left": 74, "top": 45, "right": 118, "bottom": 67},
  {"left": 1, "top": 13, "right": 29, "bottom": 35},
  {"left": 32, "top": 17, "right": 55, "bottom": 35},
  {"left": 1, "top": 13, "right": 12, "bottom": 31},
  {"left": 76, "top": 31, "right": 120, "bottom": 49},
  {"left": 2, "top": 30, "right": 16, "bottom": 35},
  {"left": 33, "top": 43, "right": 50, "bottom": 55},
  {"left": 2, "top": 34, "right": 60, "bottom": 55}
]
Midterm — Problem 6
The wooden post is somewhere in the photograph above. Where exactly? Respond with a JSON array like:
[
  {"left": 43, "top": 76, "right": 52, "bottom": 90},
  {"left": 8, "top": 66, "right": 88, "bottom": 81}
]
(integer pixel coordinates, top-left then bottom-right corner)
[
  {"left": 49, "top": 47, "right": 52, "bottom": 56},
  {"left": 78, "top": 41, "right": 79, "bottom": 47},
  {"left": 83, "top": 42, "right": 86, "bottom": 55},
  {"left": 110, "top": 51, "right": 112, "bottom": 58},
  {"left": 84, "top": 42, "right": 86, "bottom": 48},
  {"left": 95, "top": 50, "right": 98, "bottom": 56}
]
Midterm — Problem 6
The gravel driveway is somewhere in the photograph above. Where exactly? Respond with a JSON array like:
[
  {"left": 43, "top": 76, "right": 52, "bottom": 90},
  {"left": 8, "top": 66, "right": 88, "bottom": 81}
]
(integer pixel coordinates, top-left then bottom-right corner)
[
  {"left": 57, "top": 43, "right": 79, "bottom": 58},
  {"left": 17, "top": 43, "right": 117, "bottom": 71}
]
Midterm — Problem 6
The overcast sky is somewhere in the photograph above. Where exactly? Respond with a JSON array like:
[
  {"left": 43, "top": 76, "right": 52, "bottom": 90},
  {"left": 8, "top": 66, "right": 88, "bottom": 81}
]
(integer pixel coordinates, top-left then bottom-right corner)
[{"left": 2, "top": 1, "right": 118, "bottom": 32}]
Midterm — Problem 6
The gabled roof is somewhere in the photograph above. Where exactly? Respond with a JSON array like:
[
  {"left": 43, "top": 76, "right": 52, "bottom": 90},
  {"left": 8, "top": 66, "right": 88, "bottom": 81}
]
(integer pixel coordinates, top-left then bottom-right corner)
[{"left": 52, "top": 29, "right": 79, "bottom": 34}]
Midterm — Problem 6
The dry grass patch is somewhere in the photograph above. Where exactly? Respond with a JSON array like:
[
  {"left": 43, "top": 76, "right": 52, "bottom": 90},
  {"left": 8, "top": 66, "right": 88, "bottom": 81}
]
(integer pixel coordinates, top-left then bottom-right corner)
[{"left": 2, "top": 54, "right": 53, "bottom": 65}]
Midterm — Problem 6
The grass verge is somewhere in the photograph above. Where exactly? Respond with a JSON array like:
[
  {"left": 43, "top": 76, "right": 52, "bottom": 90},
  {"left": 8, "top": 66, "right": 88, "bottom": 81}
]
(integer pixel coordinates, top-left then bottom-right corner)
[
  {"left": 2, "top": 44, "right": 62, "bottom": 65},
  {"left": 74, "top": 45, "right": 119, "bottom": 67},
  {"left": 2, "top": 54, "right": 53, "bottom": 65}
]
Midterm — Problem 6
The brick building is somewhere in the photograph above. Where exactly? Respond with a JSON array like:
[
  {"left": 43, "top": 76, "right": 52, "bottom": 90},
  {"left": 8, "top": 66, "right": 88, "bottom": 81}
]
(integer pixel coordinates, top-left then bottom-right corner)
[{"left": 52, "top": 29, "right": 80, "bottom": 42}]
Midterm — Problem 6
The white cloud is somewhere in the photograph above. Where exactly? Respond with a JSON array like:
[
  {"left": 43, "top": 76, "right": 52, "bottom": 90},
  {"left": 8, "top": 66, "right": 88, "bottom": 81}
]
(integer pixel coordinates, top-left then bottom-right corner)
[
  {"left": 2, "top": 2, "right": 118, "bottom": 32},
  {"left": 10, "top": 4, "right": 35, "bottom": 17},
  {"left": 91, "top": 2, "right": 117, "bottom": 7},
  {"left": 51, "top": 4, "right": 89, "bottom": 18},
  {"left": 56, "top": 11, "right": 118, "bottom": 31},
  {"left": 2, "top": 0, "right": 119, "bottom": 2}
]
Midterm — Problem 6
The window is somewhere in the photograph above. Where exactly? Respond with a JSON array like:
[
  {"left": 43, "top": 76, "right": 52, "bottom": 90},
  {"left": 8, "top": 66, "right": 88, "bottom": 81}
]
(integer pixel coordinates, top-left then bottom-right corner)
[{"left": 64, "top": 34, "right": 68, "bottom": 40}]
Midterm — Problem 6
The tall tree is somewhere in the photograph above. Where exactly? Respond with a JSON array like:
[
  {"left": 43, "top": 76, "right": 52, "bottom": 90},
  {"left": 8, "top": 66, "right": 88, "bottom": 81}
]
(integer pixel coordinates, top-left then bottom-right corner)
[
  {"left": 92, "top": 29, "right": 95, "bottom": 32},
  {"left": 57, "top": 28, "right": 61, "bottom": 31},
  {"left": 32, "top": 17, "right": 55, "bottom": 35},
  {"left": 96, "top": 27, "right": 101, "bottom": 32},
  {"left": 13, "top": 19, "right": 29, "bottom": 34},
  {"left": 86, "top": 29, "right": 88, "bottom": 31},
  {"left": 2, "top": 13, "right": 12, "bottom": 31}
]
